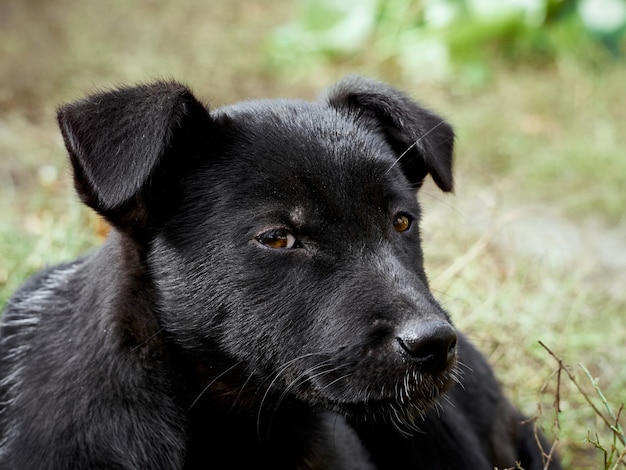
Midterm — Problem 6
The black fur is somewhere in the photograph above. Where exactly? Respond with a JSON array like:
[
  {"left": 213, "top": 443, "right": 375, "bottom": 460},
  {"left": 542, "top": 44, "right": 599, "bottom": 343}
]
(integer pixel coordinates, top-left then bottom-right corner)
[{"left": 0, "top": 76, "right": 560, "bottom": 469}]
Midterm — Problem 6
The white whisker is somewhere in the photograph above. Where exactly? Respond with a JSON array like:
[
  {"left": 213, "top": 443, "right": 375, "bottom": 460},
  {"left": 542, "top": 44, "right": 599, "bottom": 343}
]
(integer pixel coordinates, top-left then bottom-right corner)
[
  {"left": 384, "top": 120, "right": 446, "bottom": 175},
  {"left": 256, "top": 352, "right": 331, "bottom": 441},
  {"left": 189, "top": 361, "right": 243, "bottom": 410}
]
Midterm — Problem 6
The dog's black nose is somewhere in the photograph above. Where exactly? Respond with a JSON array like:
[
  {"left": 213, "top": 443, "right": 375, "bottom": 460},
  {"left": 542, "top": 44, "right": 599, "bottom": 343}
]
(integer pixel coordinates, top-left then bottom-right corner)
[{"left": 396, "top": 321, "right": 457, "bottom": 371}]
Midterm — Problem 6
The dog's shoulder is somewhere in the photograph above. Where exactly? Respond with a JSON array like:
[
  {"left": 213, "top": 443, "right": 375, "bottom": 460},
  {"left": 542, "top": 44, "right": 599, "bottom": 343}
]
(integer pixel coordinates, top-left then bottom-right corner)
[
  {"left": 1, "top": 260, "right": 85, "bottom": 348},
  {"left": 0, "top": 251, "right": 187, "bottom": 469}
]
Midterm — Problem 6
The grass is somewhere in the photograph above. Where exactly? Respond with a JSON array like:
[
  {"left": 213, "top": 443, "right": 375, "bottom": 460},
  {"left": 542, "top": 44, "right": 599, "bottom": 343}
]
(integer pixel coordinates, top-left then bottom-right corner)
[
  {"left": 1, "top": 0, "right": 625, "bottom": 467},
  {"left": 421, "top": 202, "right": 626, "bottom": 468}
]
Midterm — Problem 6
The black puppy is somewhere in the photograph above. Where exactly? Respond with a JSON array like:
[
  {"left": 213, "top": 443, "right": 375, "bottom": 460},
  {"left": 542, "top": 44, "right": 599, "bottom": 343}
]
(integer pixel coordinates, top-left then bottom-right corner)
[{"left": 0, "top": 76, "right": 560, "bottom": 469}]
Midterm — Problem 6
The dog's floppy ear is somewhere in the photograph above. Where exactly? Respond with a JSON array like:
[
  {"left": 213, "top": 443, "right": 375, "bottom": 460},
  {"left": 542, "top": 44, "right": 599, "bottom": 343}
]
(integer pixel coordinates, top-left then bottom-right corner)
[
  {"left": 325, "top": 75, "right": 454, "bottom": 192},
  {"left": 57, "top": 81, "right": 211, "bottom": 231}
]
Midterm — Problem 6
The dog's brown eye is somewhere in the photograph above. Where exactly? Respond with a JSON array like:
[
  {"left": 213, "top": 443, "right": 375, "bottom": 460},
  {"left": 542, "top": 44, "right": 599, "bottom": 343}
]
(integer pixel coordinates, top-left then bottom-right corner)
[
  {"left": 393, "top": 213, "right": 412, "bottom": 233},
  {"left": 255, "top": 229, "right": 299, "bottom": 249}
]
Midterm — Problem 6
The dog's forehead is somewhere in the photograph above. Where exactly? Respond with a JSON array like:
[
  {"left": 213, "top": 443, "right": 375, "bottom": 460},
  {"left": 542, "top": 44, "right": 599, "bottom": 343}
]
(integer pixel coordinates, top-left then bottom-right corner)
[
  {"left": 215, "top": 99, "right": 412, "bottom": 214},
  {"left": 217, "top": 99, "right": 399, "bottom": 180}
]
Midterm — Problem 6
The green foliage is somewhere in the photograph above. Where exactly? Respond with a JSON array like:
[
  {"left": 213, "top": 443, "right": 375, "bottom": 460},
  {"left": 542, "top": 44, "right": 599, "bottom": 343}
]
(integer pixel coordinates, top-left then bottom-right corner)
[{"left": 268, "top": 0, "right": 626, "bottom": 83}]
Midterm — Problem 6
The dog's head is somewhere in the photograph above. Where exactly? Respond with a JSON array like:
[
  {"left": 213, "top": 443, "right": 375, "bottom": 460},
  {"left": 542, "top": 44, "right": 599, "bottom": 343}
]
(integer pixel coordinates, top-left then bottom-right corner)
[{"left": 58, "top": 76, "right": 457, "bottom": 429}]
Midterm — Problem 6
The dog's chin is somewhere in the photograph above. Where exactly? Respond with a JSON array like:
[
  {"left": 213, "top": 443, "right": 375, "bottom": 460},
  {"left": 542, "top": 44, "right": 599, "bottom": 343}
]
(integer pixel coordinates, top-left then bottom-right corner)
[
  {"left": 306, "top": 364, "right": 458, "bottom": 435},
  {"left": 337, "top": 397, "right": 438, "bottom": 436}
]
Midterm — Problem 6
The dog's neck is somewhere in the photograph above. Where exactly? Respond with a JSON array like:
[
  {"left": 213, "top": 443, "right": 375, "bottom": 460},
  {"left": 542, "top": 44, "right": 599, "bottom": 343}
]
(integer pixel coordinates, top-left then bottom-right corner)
[{"left": 82, "top": 230, "right": 164, "bottom": 358}]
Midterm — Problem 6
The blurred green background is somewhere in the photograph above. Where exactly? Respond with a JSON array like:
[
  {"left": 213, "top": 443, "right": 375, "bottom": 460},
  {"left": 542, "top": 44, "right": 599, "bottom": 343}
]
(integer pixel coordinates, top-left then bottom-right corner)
[{"left": 1, "top": 0, "right": 625, "bottom": 467}]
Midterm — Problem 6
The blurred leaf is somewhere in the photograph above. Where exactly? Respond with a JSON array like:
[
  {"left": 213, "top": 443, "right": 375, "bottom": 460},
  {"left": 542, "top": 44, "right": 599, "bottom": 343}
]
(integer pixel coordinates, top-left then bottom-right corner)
[{"left": 267, "top": 0, "right": 625, "bottom": 80}]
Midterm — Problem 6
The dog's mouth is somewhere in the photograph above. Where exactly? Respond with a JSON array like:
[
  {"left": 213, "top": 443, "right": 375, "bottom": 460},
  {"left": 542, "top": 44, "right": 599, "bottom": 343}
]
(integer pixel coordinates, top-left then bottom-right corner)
[
  {"left": 190, "top": 320, "right": 458, "bottom": 434},
  {"left": 188, "top": 343, "right": 458, "bottom": 436},
  {"left": 307, "top": 322, "right": 459, "bottom": 419},
  {"left": 278, "top": 348, "right": 459, "bottom": 431}
]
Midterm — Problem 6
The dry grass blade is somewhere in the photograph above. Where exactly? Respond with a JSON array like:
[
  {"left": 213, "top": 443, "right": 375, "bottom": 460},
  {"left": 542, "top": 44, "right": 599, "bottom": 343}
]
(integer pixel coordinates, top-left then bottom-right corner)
[{"left": 539, "top": 341, "right": 626, "bottom": 469}]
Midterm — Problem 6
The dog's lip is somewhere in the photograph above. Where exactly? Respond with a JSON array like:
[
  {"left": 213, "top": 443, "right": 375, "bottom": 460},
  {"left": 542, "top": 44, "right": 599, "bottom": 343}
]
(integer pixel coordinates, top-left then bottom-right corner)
[
  {"left": 305, "top": 359, "right": 457, "bottom": 409},
  {"left": 323, "top": 386, "right": 446, "bottom": 425}
]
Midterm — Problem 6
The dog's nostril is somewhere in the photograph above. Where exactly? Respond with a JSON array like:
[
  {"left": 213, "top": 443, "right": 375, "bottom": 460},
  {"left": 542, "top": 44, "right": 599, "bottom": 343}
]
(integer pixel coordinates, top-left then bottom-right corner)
[{"left": 396, "top": 321, "right": 457, "bottom": 371}]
